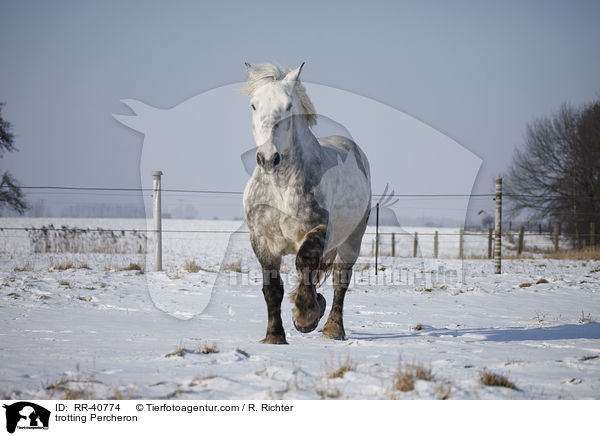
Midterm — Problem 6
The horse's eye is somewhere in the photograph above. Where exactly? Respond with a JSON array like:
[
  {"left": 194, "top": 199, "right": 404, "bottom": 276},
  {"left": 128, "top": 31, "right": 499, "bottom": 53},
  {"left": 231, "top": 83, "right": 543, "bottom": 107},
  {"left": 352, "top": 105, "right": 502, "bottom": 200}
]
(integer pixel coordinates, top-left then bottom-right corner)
[
  {"left": 251, "top": 104, "right": 256, "bottom": 111},
  {"left": 286, "top": 102, "right": 293, "bottom": 111}
]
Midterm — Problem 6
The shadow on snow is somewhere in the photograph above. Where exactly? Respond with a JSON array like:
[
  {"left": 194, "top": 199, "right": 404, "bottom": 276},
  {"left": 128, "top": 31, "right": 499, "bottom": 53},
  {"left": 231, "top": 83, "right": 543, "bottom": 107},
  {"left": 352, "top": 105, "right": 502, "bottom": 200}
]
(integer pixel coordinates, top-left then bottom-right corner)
[{"left": 351, "top": 322, "right": 600, "bottom": 342}]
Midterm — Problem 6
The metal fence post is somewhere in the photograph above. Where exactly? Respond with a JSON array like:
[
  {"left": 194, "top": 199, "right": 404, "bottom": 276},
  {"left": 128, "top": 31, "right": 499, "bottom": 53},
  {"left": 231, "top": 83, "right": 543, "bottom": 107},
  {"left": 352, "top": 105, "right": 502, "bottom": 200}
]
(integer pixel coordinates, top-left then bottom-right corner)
[
  {"left": 375, "top": 203, "right": 379, "bottom": 275},
  {"left": 494, "top": 177, "right": 502, "bottom": 274},
  {"left": 152, "top": 171, "right": 163, "bottom": 272}
]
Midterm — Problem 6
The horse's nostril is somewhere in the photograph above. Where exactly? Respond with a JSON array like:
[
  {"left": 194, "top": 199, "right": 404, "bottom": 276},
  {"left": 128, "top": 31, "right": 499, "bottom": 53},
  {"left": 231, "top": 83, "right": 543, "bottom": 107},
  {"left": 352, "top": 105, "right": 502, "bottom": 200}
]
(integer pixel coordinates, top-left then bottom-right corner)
[{"left": 256, "top": 151, "right": 280, "bottom": 170}]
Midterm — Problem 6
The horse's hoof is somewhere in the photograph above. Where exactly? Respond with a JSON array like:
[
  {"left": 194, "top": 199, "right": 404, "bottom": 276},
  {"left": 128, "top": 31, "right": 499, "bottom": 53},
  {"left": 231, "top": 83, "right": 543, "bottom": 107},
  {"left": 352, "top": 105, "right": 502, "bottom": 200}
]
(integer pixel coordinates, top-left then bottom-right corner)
[
  {"left": 323, "top": 322, "right": 346, "bottom": 340},
  {"left": 261, "top": 335, "right": 288, "bottom": 344},
  {"left": 317, "top": 293, "right": 326, "bottom": 318},
  {"left": 293, "top": 316, "right": 320, "bottom": 333},
  {"left": 293, "top": 293, "right": 326, "bottom": 333}
]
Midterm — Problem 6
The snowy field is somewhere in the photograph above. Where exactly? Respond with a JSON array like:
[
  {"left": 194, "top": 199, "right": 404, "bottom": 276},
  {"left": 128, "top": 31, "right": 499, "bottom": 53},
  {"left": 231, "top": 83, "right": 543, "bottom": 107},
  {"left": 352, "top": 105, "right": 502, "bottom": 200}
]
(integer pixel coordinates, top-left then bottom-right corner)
[{"left": 1, "top": 218, "right": 599, "bottom": 400}]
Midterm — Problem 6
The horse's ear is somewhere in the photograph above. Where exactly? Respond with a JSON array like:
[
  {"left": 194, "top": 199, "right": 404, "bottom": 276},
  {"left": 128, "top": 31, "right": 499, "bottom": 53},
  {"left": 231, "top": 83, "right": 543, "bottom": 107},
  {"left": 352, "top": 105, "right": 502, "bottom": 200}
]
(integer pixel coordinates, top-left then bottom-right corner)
[
  {"left": 283, "top": 62, "right": 305, "bottom": 84},
  {"left": 112, "top": 99, "right": 158, "bottom": 133},
  {"left": 245, "top": 62, "right": 254, "bottom": 75}
]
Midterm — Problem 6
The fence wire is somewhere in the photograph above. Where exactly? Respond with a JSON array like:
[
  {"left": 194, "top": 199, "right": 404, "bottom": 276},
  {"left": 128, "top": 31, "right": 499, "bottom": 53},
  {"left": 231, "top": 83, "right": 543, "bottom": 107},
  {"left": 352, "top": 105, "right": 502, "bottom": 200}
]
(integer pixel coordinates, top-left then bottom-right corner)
[{"left": 3, "top": 184, "right": 596, "bottom": 258}]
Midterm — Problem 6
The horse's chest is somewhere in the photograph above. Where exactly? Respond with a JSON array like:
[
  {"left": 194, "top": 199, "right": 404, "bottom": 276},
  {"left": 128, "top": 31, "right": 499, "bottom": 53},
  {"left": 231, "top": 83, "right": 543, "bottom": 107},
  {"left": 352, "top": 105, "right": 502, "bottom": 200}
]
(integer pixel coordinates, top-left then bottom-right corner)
[
  {"left": 270, "top": 186, "right": 323, "bottom": 228},
  {"left": 244, "top": 179, "right": 326, "bottom": 251}
]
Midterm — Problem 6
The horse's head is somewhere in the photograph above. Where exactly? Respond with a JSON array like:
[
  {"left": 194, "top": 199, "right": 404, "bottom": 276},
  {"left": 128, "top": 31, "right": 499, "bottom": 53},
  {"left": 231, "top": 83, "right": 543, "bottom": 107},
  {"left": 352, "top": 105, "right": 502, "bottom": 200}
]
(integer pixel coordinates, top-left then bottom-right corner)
[{"left": 243, "top": 62, "right": 314, "bottom": 173}]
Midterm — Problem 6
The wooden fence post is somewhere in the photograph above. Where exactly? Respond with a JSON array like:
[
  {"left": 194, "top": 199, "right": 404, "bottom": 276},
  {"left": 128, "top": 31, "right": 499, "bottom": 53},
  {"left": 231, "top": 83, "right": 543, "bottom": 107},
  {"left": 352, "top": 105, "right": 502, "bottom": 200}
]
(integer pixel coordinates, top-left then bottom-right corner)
[
  {"left": 391, "top": 232, "right": 395, "bottom": 257},
  {"left": 494, "top": 177, "right": 502, "bottom": 274},
  {"left": 488, "top": 228, "right": 493, "bottom": 259},
  {"left": 434, "top": 231, "right": 439, "bottom": 259},
  {"left": 152, "top": 170, "right": 163, "bottom": 272},
  {"left": 459, "top": 228, "right": 464, "bottom": 259},
  {"left": 413, "top": 232, "right": 418, "bottom": 258},
  {"left": 517, "top": 226, "right": 524, "bottom": 255},
  {"left": 553, "top": 222, "right": 559, "bottom": 251}
]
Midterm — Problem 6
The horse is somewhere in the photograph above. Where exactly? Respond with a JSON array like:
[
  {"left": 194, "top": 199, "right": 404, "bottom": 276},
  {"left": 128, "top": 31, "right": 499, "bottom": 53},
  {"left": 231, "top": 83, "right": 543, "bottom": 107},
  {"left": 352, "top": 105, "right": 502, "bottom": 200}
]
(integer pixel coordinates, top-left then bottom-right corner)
[{"left": 242, "top": 62, "right": 372, "bottom": 344}]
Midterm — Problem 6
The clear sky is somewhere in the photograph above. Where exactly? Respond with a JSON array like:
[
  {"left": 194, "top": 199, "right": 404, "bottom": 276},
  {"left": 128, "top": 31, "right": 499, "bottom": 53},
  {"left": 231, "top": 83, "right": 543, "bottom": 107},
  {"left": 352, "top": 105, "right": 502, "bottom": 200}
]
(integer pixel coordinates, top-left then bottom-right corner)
[{"left": 1, "top": 0, "right": 599, "bottom": 221}]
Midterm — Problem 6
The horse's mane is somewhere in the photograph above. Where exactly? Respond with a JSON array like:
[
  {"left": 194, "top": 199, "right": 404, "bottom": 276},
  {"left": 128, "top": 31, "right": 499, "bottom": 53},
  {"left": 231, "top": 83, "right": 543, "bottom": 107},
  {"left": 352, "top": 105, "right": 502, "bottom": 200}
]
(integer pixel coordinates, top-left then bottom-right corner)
[{"left": 243, "top": 63, "right": 317, "bottom": 126}]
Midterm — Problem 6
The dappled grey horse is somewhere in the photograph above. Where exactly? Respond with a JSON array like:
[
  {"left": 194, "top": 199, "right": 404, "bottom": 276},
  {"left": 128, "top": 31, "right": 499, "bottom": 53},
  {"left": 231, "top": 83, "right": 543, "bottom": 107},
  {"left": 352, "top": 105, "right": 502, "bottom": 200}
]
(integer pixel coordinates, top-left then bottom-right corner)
[{"left": 243, "top": 62, "right": 371, "bottom": 343}]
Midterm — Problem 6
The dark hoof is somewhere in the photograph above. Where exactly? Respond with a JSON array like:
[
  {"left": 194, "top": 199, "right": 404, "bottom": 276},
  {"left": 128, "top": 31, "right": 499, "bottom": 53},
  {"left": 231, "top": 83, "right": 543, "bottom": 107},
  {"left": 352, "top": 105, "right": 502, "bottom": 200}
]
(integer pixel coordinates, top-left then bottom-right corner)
[
  {"left": 293, "top": 316, "right": 320, "bottom": 333},
  {"left": 261, "top": 334, "right": 288, "bottom": 344},
  {"left": 293, "top": 293, "right": 326, "bottom": 333},
  {"left": 317, "top": 293, "right": 326, "bottom": 318}
]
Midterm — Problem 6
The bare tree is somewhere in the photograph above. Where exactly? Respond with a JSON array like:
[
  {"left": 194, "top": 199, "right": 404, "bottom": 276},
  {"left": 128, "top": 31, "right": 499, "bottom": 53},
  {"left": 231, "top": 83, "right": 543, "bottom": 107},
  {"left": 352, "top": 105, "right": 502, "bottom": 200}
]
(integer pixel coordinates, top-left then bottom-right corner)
[
  {"left": 0, "top": 102, "right": 26, "bottom": 214},
  {"left": 505, "top": 100, "right": 600, "bottom": 247}
]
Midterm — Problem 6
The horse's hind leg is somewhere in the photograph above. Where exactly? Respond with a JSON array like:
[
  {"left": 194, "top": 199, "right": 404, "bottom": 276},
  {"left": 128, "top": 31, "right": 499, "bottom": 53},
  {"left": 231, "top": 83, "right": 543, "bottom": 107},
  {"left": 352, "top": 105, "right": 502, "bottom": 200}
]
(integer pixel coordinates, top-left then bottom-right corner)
[
  {"left": 322, "top": 262, "right": 353, "bottom": 340},
  {"left": 323, "top": 209, "right": 368, "bottom": 340},
  {"left": 292, "top": 224, "right": 327, "bottom": 333}
]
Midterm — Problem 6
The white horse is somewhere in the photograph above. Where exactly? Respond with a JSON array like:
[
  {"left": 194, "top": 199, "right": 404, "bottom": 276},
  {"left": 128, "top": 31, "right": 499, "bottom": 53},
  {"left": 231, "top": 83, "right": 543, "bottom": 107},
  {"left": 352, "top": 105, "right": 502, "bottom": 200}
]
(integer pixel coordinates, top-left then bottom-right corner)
[{"left": 243, "top": 62, "right": 371, "bottom": 343}]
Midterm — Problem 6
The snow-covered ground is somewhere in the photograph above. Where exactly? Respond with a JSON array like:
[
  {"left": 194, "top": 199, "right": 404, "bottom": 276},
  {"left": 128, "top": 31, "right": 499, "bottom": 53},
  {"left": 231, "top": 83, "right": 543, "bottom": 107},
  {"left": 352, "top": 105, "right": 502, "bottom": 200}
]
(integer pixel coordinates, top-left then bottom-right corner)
[{"left": 1, "top": 218, "right": 599, "bottom": 399}]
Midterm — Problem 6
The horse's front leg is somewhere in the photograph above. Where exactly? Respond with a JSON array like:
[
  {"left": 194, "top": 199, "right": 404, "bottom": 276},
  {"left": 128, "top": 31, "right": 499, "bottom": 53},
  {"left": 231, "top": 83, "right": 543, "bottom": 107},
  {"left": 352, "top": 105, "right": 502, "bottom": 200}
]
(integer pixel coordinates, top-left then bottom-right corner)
[
  {"left": 292, "top": 224, "right": 327, "bottom": 333},
  {"left": 260, "top": 262, "right": 287, "bottom": 344}
]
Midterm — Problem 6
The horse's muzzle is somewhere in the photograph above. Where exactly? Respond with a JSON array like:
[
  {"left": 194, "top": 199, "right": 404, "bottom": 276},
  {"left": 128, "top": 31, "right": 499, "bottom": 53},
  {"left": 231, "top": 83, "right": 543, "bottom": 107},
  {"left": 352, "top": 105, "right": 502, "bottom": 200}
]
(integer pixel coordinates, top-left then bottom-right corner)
[{"left": 257, "top": 151, "right": 281, "bottom": 172}]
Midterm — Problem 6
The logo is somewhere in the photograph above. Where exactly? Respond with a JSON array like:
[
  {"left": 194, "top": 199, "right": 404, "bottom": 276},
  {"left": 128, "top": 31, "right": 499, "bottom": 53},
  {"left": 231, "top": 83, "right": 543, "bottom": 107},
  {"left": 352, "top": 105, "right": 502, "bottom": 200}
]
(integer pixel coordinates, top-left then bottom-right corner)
[{"left": 3, "top": 402, "right": 50, "bottom": 434}]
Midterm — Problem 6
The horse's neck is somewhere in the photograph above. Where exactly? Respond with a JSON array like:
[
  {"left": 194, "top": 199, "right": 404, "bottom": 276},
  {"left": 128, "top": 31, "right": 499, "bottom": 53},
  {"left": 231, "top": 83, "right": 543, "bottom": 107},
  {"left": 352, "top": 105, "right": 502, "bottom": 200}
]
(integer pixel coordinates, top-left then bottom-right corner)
[
  {"left": 288, "top": 119, "right": 322, "bottom": 173},
  {"left": 266, "top": 118, "right": 322, "bottom": 194}
]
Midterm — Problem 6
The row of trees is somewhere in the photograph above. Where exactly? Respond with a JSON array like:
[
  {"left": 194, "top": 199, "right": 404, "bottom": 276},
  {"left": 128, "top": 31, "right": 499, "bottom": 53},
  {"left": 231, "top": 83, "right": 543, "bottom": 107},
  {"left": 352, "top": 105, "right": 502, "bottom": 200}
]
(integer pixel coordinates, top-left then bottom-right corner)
[{"left": 506, "top": 99, "right": 600, "bottom": 248}]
